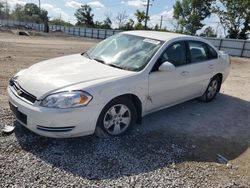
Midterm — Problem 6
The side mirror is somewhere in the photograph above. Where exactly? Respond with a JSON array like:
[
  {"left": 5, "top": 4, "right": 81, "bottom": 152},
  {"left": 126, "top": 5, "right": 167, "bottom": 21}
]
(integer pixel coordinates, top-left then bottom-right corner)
[{"left": 158, "top": 61, "right": 176, "bottom": 72}]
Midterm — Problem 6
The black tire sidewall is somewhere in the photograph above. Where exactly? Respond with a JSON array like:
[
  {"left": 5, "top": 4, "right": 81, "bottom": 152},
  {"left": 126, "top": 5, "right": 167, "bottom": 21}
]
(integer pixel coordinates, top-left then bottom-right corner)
[
  {"left": 96, "top": 97, "right": 137, "bottom": 136},
  {"left": 205, "top": 76, "right": 221, "bottom": 102}
]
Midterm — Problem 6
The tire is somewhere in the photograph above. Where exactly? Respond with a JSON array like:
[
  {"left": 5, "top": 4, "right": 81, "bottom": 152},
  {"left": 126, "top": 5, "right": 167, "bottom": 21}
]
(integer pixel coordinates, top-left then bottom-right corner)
[
  {"left": 95, "top": 97, "right": 137, "bottom": 137},
  {"left": 200, "top": 76, "right": 221, "bottom": 102}
]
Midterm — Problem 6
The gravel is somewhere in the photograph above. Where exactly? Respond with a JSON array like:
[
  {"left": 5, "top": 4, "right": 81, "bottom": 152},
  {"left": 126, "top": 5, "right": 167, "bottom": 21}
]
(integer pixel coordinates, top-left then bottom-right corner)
[{"left": 0, "top": 107, "right": 249, "bottom": 187}]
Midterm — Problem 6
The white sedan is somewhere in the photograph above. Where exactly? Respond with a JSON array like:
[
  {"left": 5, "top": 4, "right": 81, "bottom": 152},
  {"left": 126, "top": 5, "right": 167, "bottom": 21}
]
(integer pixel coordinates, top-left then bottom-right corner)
[{"left": 8, "top": 31, "right": 230, "bottom": 138}]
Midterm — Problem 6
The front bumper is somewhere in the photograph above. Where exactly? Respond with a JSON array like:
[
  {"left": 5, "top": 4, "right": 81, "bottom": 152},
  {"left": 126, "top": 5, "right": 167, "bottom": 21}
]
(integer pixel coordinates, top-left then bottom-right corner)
[{"left": 7, "top": 86, "right": 101, "bottom": 138}]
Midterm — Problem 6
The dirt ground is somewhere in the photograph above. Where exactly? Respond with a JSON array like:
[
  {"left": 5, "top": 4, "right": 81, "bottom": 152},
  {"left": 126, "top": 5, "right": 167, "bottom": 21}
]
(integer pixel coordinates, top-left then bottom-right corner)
[{"left": 0, "top": 32, "right": 250, "bottom": 186}]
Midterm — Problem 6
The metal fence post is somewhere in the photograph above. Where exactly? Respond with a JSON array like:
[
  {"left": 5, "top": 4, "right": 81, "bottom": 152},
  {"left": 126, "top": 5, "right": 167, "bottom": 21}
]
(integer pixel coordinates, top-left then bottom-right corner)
[
  {"left": 91, "top": 28, "right": 93, "bottom": 38},
  {"left": 97, "top": 29, "right": 99, "bottom": 39},
  {"left": 78, "top": 27, "right": 80, "bottom": 36},
  {"left": 73, "top": 27, "right": 75, "bottom": 36},
  {"left": 218, "top": 39, "right": 223, "bottom": 50},
  {"left": 84, "top": 28, "right": 86, "bottom": 37},
  {"left": 113, "top": 30, "right": 115, "bottom": 36},
  {"left": 241, "top": 41, "right": 247, "bottom": 57},
  {"left": 104, "top": 30, "right": 107, "bottom": 39}
]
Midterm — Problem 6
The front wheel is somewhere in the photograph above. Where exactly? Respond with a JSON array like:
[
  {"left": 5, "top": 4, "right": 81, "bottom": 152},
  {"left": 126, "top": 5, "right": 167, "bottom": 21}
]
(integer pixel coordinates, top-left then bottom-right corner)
[
  {"left": 200, "top": 76, "right": 221, "bottom": 102},
  {"left": 95, "top": 97, "right": 137, "bottom": 137}
]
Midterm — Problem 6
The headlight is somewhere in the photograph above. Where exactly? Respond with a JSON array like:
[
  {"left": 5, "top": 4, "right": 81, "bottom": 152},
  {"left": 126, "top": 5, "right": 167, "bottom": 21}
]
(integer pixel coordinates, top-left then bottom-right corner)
[{"left": 40, "top": 91, "right": 93, "bottom": 109}]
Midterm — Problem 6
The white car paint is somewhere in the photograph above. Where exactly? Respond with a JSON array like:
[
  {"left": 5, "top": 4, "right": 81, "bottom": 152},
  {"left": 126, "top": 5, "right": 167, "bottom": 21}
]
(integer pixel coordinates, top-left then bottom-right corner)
[
  {"left": 8, "top": 31, "right": 230, "bottom": 138},
  {"left": 17, "top": 54, "right": 135, "bottom": 99}
]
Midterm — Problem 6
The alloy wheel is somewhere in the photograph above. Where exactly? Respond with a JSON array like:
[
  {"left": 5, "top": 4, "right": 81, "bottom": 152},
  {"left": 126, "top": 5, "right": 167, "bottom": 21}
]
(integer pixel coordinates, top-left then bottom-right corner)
[
  {"left": 103, "top": 104, "right": 131, "bottom": 135},
  {"left": 207, "top": 79, "right": 218, "bottom": 99}
]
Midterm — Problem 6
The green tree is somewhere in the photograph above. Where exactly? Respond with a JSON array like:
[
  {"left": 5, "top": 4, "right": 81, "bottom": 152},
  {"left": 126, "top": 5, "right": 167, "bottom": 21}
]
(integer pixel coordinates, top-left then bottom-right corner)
[
  {"left": 95, "top": 17, "right": 112, "bottom": 29},
  {"left": 10, "top": 3, "right": 49, "bottom": 32},
  {"left": 11, "top": 4, "right": 25, "bottom": 20},
  {"left": 213, "top": 0, "right": 250, "bottom": 39},
  {"left": 0, "top": 2, "right": 4, "bottom": 18},
  {"left": 115, "top": 11, "right": 128, "bottom": 29},
  {"left": 12, "top": 3, "right": 45, "bottom": 23},
  {"left": 23, "top": 3, "right": 41, "bottom": 22},
  {"left": 120, "top": 19, "right": 134, "bottom": 30},
  {"left": 154, "top": 24, "right": 159, "bottom": 31},
  {"left": 49, "top": 19, "right": 73, "bottom": 26},
  {"left": 200, "top": 26, "right": 217, "bottom": 37},
  {"left": 75, "top": 5, "right": 94, "bottom": 27},
  {"left": 40, "top": 9, "right": 49, "bottom": 32},
  {"left": 0, "top": 1, "right": 10, "bottom": 19},
  {"left": 24, "top": 3, "right": 40, "bottom": 16},
  {"left": 134, "top": 9, "right": 149, "bottom": 29},
  {"left": 173, "top": 0, "right": 213, "bottom": 35},
  {"left": 101, "top": 17, "right": 112, "bottom": 29}
]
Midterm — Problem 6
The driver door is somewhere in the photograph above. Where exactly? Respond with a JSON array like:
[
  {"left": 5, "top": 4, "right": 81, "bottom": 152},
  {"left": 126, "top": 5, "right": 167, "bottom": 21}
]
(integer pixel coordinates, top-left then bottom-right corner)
[{"left": 146, "top": 41, "right": 194, "bottom": 112}]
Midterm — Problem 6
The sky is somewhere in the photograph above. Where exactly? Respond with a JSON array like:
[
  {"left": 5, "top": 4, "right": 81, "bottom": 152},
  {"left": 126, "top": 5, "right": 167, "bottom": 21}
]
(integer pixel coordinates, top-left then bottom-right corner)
[{"left": 5, "top": 0, "right": 225, "bottom": 36}]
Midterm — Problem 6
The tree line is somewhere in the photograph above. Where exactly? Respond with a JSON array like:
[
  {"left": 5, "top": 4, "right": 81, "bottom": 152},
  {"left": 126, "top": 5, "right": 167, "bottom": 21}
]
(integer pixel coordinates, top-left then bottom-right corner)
[
  {"left": 0, "top": 0, "right": 249, "bottom": 39},
  {"left": 0, "top": 2, "right": 73, "bottom": 30},
  {"left": 0, "top": 2, "right": 50, "bottom": 32},
  {"left": 73, "top": 0, "right": 249, "bottom": 39},
  {"left": 173, "top": 0, "right": 249, "bottom": 39}
]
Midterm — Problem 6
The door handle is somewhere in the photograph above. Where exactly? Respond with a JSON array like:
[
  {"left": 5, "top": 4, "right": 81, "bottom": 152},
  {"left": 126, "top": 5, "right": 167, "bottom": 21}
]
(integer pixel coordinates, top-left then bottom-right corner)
[{"left": 181, "top": 71, "right": 189, "bottom": 76}]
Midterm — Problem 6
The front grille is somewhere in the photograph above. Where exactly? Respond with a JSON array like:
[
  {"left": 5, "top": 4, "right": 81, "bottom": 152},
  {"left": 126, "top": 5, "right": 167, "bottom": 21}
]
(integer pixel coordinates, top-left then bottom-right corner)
[
  {"left": 37, "top": 125, "right": 75, "bottom": 132},
  {"left": 9, "top": 80, "right": 37, "bottom": 104}
]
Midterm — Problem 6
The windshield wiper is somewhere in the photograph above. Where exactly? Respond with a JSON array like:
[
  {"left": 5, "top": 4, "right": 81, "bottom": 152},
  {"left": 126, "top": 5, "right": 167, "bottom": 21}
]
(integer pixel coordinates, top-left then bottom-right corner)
[
  {"left": 93, "top": 58, "right": 105, "bottom": 64},
  {"left": 82, "top": 52, "right": 106, "bottom": 65},
  {"left": 106, "top": 63, "right": 125, "bottom": 70},
  {"left": 81, "top": 51, "right": 92, "bottom": 60}
]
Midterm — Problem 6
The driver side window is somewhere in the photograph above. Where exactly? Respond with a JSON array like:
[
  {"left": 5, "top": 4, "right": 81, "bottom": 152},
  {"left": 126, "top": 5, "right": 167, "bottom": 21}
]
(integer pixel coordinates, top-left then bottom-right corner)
[{"left": 152, "top": 41, "right": 187, "bottom": 71}]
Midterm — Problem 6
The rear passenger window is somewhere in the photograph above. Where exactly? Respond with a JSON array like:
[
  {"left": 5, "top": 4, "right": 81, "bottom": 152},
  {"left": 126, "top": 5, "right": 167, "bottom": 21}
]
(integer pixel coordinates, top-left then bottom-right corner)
[
  {"left": 188, "top": 41, "right": 208, "bottom": 63},
  {"left": 207, "top": 44, "right": 218, "bottom": 59}
]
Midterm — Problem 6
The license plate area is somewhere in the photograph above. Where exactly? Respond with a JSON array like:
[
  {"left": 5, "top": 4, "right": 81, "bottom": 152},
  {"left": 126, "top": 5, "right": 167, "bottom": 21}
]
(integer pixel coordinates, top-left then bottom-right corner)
[{"left": 9, "top": 102, "right": 27, "bottom": 125}]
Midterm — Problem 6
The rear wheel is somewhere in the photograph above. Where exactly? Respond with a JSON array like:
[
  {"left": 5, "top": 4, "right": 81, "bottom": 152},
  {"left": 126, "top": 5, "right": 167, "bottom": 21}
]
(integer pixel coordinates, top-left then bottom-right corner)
[
  {"left": 200, "top": 76, "right": 221, "bottom": 102},
  {"left": 95, "top": 97, "right": 137, "bottom": 137}
]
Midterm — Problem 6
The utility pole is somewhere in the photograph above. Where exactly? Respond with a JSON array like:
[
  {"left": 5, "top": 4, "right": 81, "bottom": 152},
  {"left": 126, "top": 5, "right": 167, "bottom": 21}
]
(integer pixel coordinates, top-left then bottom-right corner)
[
  {"left": 38, "top": 0, "right": 41, "bottom": 11},
  {"left": 5, "top": 0, "right": 8, "bottom": 17},
  {"left": 160, "top": 15, "right": 163, "bottom": 29},
  {"left": 144, "top": 0, "right": 150, "bottom": 28}
]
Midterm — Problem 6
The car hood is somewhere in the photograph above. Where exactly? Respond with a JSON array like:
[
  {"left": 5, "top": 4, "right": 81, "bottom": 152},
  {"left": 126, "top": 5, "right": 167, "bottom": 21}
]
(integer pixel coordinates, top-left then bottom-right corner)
[{"left": 17, "top": 54, "right": 133, "bottom": 98}]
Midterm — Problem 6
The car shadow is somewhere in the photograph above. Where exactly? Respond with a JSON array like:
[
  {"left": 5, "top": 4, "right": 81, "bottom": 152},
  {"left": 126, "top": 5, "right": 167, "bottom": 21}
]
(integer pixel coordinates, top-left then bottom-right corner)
[{"left": 15, "top": 93, "right": 250, "bottom": 180}]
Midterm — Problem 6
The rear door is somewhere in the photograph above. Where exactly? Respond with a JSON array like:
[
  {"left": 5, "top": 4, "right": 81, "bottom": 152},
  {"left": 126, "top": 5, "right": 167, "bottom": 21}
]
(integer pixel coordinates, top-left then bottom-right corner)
[{"left": 186, "top": 41, "right": 219, "bottom": 96}]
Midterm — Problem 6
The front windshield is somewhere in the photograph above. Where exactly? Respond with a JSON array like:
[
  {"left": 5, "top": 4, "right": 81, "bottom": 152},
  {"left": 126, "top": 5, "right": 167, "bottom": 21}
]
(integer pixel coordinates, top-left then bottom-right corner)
[{"left": 87, "top": 34, "right": 163, "bottom": 71}]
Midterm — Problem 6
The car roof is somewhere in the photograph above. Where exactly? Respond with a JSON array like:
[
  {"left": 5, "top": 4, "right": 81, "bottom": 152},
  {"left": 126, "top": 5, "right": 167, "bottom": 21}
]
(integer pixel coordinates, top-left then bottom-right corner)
[{"left": 122, "top": 30, "right": 197, "bottom": 42}]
